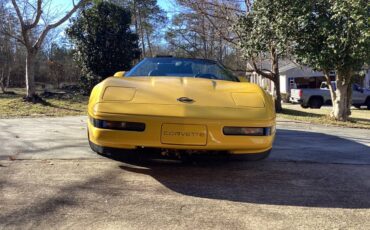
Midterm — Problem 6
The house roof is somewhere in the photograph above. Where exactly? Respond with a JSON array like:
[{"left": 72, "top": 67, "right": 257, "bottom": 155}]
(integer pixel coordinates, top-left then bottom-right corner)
[
  {"left": 247, "top": 59, "right": 369, "bottom": 80},
  {"left": 246, "top": 59, "right": 300, "bottom": 74}
]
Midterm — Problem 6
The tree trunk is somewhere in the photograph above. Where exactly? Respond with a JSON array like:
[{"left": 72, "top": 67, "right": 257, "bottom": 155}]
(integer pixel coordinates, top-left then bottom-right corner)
[
  {"left": 323, "top": 70, "right": 336, "bottom": 104},
  {"left": 273, "top": 77, "right": 282, "bottom": 112},
  {"left": 6, "top": 65, "right": 11, "bottom": 89},
  {"left": 138, "top": 10, "right": 146, "bottom": 57},
  {"left": 346, "top": 79, "right": 352, "bottom": 117},
  {"left": 25, "top": 50, "right": 37, "bottom": 100},
  {"left": 145, "top": 29, "right": 153, "bottom": 57},
  {"left": 271, "top": 47, "right": 282, "bottom": 112},
  {"left": 332, "top": 83, "right": 351, "bottom": 121},
  {"left": 219, "top": 36, "right": 223, "bottom": 61},
  {"left": 202, "top": 15, "right": 207, "bottom": 59},
  {"left": 0, "top": 60, "right": 12, "bottom": 94},
  {"left": 133, "top": 0, "right": 141, "bottom": 56},
  {"left": 0, "top": 69, "right": 5, "bottom": 93},
  {"left": 331, "top": 71, "right": 352, "bottom": 121}
]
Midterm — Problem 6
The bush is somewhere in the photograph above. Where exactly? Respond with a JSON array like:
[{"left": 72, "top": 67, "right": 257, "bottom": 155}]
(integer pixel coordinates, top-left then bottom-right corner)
[{"left": 67, "top": 2, "right": 141, "bottom": 94}]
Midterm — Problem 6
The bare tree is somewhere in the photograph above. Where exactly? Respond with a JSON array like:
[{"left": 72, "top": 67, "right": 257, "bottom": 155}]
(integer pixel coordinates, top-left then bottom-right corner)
[
  {"left": 180, "top": 0, "right": 245, "bottom": 44},
  {"left": 0, "top": 1, "right": 15, "bottom": 93},
  {"left": 0, "top": 33, "right": 13, "bottom": 93},
  {"left": 166, "top": 0, "right": 246, "bottom": 71},
  {"left": 8, "top": 0, "right": 87, "bottom": 102}
]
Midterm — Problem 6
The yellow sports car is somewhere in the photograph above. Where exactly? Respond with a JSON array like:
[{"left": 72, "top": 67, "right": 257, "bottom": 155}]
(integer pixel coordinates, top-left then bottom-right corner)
[{"left": 88, "top": 57, "right": 276, "bottom": 160}]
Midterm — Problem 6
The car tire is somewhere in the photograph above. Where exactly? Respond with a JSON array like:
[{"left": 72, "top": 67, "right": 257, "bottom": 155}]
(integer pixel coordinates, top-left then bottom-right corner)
[
  {"left": 309, "top": 97, "right": 323, "bottom": 109},
  {"left": 301, "top": 104, "right": 309, "bottom": 109},
  {"left": 366, "top": 97, "right": 370, "bottom": 110},
  {"left": 353, "top": 104, "right": 361, "bottom": 109},
  {"left": 229, "top": 149, "right": 271, "bottom": 161}
]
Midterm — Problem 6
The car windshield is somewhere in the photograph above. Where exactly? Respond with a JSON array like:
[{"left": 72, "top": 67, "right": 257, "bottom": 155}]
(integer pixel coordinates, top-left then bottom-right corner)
[{"left": 125, "top": 57, "right": 239, "bottom": 82}]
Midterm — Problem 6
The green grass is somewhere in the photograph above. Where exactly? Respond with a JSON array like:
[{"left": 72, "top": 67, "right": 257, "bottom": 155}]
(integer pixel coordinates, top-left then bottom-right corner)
[
  {"left": 0, "top": 88, "right": 88, "bottom": 118},
  {"left": 278, "top": 104, "right": 370, "bottom": 129}
]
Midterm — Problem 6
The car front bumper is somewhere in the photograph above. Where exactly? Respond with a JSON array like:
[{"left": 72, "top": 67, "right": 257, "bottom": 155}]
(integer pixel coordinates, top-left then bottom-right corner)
[
  {"left": 88, "top": 113, "right": 275, "bottom": 154},
  {"left": 289, "top": 97, "right": 303, "bottom": 104}
]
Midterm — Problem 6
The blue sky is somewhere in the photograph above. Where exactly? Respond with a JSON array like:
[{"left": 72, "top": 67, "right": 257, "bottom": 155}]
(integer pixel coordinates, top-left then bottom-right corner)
[
  {"left": 158, "top": 0, "right": 174, "bottom": 11},
  {"left": 51, "top": 0, "right": 176, "bottom": 25},
  {"left": 52, "top": 0, "right": 175, "bottom": 12},
  {"left": 49, "top": 0, "right": 176, "bottom": 44}
]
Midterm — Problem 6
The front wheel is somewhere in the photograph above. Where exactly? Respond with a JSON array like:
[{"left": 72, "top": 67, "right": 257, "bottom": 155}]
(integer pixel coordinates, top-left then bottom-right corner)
[
  {"left": 309, "top": 97, "right": 323, "bottom": 109},
  {"left": 353, "top": 104, "right": 361, "bottom": 109},
  {"left": 366, "top": 98, "right": 370, "bottom": 110},
  {"left": 229, "top": 150, "right": 271, "bottom": 161},
  {"left": 301, "top": 104, "right": 309, "bottom": 109}
]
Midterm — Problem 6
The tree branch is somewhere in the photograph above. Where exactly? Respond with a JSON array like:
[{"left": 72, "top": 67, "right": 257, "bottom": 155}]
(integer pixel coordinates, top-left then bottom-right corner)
[
  {"left": 10, "top": 0, "right": 25, "bottom": 28},
  {"left": 191, "top": 1, "right": 239, "bottom": 45},
  {"left": 34, "top": 0, "right": 87, "bottom": 49},
  {"left": 168, "top": 40, "right": 197, "bottom": 58},
  {"left": 252, "top": 61, "right": 274, "bottom": 80},
  {"left": 0, "top": 28, "right": 25, "bottom": 45},
  {"left": 323, "top": 69, "right": 336, "bottom": 101},
  {"left": 27, "top": 0, "right": 42, "bottom": 29},
  {"left": 261, "top": 68, "right": 275, "bottom": 75},
  {"left": 11, "top": 0, "right": 34, "bottom": 47},
  {"left": 187, "top": 0, "right": 245, "bottom": 14}
]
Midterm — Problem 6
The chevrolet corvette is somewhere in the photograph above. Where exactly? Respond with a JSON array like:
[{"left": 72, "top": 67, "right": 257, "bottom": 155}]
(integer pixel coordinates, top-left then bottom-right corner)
[{"left": 87, "top": 57, "right": 276, "bottom": 160}]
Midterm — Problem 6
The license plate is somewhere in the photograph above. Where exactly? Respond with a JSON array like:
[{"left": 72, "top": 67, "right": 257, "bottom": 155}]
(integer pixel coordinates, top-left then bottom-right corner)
[{"left": 161, "top": 124, "right": 207, "bottom": 146}]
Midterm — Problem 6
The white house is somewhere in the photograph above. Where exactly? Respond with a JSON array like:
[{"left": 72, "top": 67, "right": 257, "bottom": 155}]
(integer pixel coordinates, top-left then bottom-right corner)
[{"left": 247, "top": 60, "right": 370, "bottom": 99}]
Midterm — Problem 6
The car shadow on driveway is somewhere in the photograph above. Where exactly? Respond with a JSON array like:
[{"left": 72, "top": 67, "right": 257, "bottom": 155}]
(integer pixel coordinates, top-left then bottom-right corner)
[{"left": 106, "top": 129, "right": 370, "bottom": 209}]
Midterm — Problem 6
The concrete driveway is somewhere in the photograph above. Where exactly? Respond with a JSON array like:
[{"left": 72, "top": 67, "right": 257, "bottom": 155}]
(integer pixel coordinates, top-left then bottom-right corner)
[{"left": 0, "top": 116, "right": 370, "bottom": 229}]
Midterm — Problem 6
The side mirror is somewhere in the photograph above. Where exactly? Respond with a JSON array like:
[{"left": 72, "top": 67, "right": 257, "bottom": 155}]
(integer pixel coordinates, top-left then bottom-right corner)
[{"left": 113, "top": 71, "right": 126, "bottom": 78}]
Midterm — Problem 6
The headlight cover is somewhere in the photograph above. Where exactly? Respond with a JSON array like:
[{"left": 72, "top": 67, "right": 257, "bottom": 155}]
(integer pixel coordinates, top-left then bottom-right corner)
[
  {"left": 102, "top": 87, "right": 136, "bottom": 101},
  {"left": 231, "top": 93, "right": 265, "bottom": 108}
]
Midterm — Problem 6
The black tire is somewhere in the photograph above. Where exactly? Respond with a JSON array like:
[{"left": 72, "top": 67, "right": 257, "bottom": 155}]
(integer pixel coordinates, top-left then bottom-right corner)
[
  {"left": 229, "top": 149, "right": 271, "bottom": 161},
  {"left": 366, "top": 97, "right": 370, "bottom": 110},
  {"left": 309, "top": 97, "right": 323, "bottom": 109},
  {"left": 325, "top": 100, "right": 332, "bottom": 106},
  {"left": 353, "top": 104, "right": 361, "bottom": 109},
  {"left": 301, "top": 104, "right": 309, "bottom": 109}
]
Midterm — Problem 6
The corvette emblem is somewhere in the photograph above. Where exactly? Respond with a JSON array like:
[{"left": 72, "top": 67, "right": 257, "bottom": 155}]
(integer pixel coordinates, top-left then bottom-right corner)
[{"left": 177, "top": 97, "right": 195, "bottom": 103}]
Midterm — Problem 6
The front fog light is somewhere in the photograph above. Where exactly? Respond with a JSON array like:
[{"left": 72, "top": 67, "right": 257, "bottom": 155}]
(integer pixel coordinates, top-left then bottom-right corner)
[{"left": 223, "top": 127, "right": 272, "bottom": 136}]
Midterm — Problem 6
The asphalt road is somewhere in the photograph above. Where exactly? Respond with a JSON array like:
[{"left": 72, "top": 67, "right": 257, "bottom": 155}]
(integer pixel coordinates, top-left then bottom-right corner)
[{"left": 1, "top": 116, "right": 370, "bottom": 229}]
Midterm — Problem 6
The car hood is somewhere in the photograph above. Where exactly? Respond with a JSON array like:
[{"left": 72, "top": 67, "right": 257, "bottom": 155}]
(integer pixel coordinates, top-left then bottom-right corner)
[{"left": 98, "top": 77, "right": 266, "bottom": 108}]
